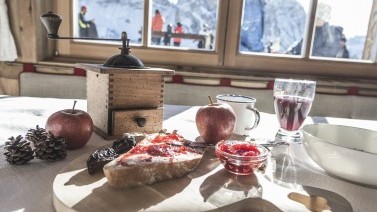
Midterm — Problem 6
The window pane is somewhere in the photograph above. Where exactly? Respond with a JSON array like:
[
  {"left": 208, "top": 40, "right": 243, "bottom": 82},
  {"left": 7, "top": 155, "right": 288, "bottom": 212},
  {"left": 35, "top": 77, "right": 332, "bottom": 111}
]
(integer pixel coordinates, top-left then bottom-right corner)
[
  {"left": 74, "top": 0, "right": 144, "bottom": 44},
  {"left": 150, "top": 0, "right": 219, "bottom": 50},
  {"left": 239, "top": 0, "right": 311, "bottom": 55},
  {"left": 311, "top": 0, "right": 373, "bottom": 60}
]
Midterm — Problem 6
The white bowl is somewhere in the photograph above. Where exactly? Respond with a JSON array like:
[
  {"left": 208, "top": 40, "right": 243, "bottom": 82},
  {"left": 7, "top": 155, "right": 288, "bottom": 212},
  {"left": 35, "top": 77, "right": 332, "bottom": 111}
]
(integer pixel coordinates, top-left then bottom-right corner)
[{"left": 302, "top": 124, "right": 377, "bottom": 187}]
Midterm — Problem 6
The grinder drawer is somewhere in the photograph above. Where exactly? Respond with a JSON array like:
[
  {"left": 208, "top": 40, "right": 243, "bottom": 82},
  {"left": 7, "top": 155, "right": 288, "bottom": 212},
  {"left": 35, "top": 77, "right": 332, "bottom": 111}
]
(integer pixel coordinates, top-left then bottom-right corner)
[{"left": 112, "top": 107, "right": 163, "bottom": 136}]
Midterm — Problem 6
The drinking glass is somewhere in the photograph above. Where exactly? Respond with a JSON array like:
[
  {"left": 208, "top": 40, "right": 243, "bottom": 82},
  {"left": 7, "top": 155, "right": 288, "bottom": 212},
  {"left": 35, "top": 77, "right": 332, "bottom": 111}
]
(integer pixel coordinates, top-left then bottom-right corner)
[{"left": 273, "top": 79, "right": 316, "bottom": 143}]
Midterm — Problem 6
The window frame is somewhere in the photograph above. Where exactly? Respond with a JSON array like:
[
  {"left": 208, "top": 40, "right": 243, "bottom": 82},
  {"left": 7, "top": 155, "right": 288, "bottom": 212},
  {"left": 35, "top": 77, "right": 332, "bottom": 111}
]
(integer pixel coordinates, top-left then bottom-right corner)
[
  {"left": 54, "top": 0, "right": 377, "bottom": 79},
  {"left": 224, "top": 0, "right": 377, "bottom": 78}
]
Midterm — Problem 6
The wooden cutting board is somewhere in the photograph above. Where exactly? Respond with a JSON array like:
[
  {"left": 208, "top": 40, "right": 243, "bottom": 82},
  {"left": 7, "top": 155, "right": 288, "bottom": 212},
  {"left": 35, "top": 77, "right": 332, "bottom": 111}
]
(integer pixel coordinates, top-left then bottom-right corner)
[{"left": 53, "top": 150, "right": 352, "bottom": 212}]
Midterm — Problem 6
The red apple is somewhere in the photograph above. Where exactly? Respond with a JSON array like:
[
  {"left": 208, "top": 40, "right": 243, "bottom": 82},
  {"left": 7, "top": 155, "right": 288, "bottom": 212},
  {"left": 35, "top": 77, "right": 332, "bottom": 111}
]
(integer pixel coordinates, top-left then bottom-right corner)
[
  {"left": 195, "top": 99, "right": 236, "bottom": 145},
  {"left": 45, "top": 101, "right": 93, "bottom": 150}
]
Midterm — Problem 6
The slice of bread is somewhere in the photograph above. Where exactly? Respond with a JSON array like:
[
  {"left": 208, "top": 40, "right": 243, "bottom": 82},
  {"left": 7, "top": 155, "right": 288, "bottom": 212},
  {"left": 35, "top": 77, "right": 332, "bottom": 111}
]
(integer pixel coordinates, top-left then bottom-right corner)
[{"left": 103, "top": 132, "right": 204, "bottom": 188}]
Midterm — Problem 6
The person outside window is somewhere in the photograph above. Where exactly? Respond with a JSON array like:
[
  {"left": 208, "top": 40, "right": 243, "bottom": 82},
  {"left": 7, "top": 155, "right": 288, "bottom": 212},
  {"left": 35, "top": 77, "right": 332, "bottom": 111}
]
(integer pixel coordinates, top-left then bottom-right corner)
[
  {"left": 137, "top": 27, "right": 142, "bottom": 43},
  {"left": 173, "top": 22, "right": 183, "bottom": 47},
  {"left": 78, "top": 6, "right": 98, "bottom": 38},
  {"left": 312, "top": 2, "right": 344, "bottom": 58},
  {"left": 239, "top": 0, "right": 265, "bottom": 52},
  {"left": 336, "top": 36, "right": 349, "bottom": 58},
  {"left": 163, "top": 24, "right": 172, "bottom": 46},
  {"left": 198, "top": 24, "right": 214, "bottom": 50},
  {"left": 152, "top": 9, "right": 164, "bottom": 45}
]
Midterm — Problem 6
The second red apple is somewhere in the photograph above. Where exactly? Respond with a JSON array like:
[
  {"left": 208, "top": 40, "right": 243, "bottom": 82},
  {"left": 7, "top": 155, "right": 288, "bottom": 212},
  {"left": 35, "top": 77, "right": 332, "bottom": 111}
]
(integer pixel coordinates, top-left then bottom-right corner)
[{"left": 195, "top": 103, "right": 236, "bottom": 145}]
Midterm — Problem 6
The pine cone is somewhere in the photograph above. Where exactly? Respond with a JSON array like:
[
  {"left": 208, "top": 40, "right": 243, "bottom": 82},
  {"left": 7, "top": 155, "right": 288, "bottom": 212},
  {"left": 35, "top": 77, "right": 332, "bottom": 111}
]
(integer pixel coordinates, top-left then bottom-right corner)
[
  {"left": 34, "top": 132, "right": 67, "bottom": 162},
  {"left": 4, "top": 135, "right": 34, "bottom": 165},
  {"left": 26, "top": 125, "right": 48, "bottom": 145}
]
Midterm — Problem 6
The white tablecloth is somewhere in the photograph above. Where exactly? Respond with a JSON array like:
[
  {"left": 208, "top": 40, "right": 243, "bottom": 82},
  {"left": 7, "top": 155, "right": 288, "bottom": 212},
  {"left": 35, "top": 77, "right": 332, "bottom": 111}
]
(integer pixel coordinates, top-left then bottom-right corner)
[{"left": 1, "top": 96, "right": 377, "bottom": 212}]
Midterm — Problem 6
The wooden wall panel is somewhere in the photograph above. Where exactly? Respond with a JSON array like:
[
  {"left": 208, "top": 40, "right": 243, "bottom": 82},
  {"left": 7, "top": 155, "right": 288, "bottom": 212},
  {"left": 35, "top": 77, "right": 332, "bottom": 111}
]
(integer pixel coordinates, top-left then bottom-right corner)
[
  {"left": 0, "top": 62, "right": 22, "bottom": 95},
  {"left": 5, "top": 0, "right": 54, "bottom": 62},
  {"left": 0, "top": 78, "right": 19, "bottom": 95},
  {"left": 17, "top": 0, "right": 37, "bottom": 62}
]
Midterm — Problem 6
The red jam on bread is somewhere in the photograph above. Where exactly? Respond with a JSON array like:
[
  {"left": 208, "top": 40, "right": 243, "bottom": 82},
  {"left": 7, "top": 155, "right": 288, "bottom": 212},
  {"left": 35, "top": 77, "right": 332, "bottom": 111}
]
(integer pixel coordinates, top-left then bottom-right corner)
[{"left": 103, "top": 132, "right": 204, "bottom": 188}]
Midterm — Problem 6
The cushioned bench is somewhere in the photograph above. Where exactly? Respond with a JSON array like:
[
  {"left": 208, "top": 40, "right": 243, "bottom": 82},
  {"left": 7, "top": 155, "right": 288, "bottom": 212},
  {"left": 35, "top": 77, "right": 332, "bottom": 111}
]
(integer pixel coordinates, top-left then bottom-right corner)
[
  {"left": 164, "top": 83, "right": 377, "bottom": 120},
  {"left": 19, "top": 72, "right": 86, "bottom": 99},
  {"left": 18, "top": 71, "right": 377, "bottom": 120}
]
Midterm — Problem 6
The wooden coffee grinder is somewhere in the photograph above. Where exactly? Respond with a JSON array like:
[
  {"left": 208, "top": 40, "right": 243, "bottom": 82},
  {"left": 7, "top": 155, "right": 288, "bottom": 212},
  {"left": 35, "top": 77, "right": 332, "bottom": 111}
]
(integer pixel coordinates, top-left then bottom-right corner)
[
  {"left": 77, "top": 32, "right": 174, "bottom": 138},
  {"left": 41, "top": 12, "right": 175, "bottom": 138}
]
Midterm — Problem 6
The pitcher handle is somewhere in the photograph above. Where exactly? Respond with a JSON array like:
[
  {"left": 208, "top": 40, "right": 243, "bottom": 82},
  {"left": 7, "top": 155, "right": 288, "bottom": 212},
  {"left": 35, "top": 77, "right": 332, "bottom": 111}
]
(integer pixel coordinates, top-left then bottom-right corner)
[{"left": 245, "top": 106, "right": 260, "bottom": 130}]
